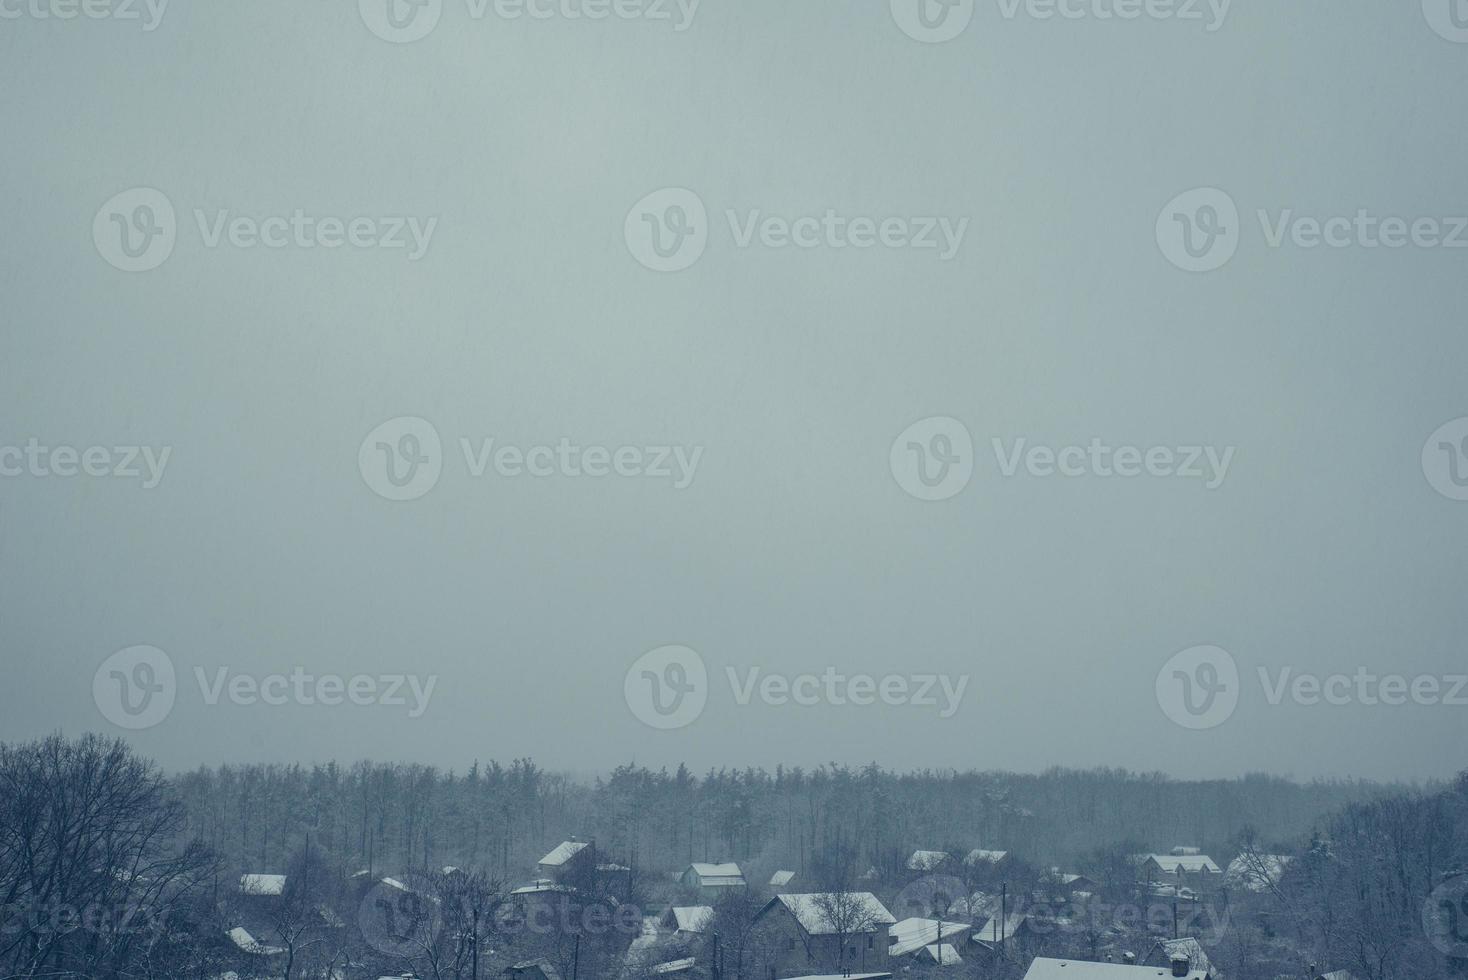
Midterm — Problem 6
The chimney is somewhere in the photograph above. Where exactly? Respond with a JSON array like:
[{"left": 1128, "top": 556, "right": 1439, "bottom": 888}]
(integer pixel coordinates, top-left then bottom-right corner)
[{"left": 1171, "top": 953, "right": 1191, "bottom": 977}]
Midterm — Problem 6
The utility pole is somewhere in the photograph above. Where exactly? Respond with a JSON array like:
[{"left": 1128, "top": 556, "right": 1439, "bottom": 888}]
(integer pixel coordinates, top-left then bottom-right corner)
[{"left": 572, "top": 932, "right": 579, "bottom": 980}]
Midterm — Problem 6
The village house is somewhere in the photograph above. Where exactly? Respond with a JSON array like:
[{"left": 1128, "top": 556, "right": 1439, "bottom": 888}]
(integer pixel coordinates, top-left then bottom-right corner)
[
  {"left": 906, "top": 849, "right": 950, "bottom": 872},
  {"left": 502, "top": 958, "right": 563, "bottom": 980},
  {"left": 536, "top": 839, "right": 594, "bottom": 882},
  {"left": 1139, "top": 853, "right": 1223, "bottom": 890},
  {"left": 752, "top": 892, "right": 896, "bottom": 977},
  {"left": 1225, "top": 852, "right": 1293, "bottom": 892},
  {"left": 770, "top": 869, "right": 796, "bottom": 889},
  {"left": 679, "top": 862, "right": 746, "bottom": 896},
  {"left": 887, "top": 916, "right": 972, "bottom": 957},
  {"left": 1143, "top": 938, "right": 1215, "bottom": 976},
  {"left": 964, "top": 848, "right": 1011, "bottom": 868},
  {"left": 661, "top": 905, "right": 713, "bottom": 937},
  {"left": 1022, "top": 956, "right": 1211, "bottom": 980}
]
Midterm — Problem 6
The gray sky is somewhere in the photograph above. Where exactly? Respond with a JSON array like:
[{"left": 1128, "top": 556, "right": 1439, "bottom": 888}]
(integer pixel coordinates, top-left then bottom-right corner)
[{"left": 2, "top": 0, "right": 1466, "bottom": 781}]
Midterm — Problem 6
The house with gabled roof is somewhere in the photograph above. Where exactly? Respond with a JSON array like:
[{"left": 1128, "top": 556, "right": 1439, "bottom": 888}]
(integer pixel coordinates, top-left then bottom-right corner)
[
  {"left": 1022, "top": 956, "right": 1211, "bottom": 980},
  {"left": 1143, "top": 938, "right": 1215, "bottom": 977},
  {"left": 679, "top": 862, "right": 745, "bottom": 895},
  {"left": 906, "top": 849, "right": 950, "bottom": 872},
  {"left": 536, "top": 839, "right": 593, "bottom": 881},
  {"left": 753, "top": 892, "right": 896, "bottom": 977},
  {"left": 887, "top": 916, "right": 971, "bottom": 957}
]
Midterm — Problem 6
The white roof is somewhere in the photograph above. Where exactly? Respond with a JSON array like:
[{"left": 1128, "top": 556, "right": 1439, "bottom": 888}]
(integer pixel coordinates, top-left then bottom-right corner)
[
  {"left": 1145, "top": 938, "right": 1214, "bottom": 975},
  {"left": 1142, "top": 854, "right": 1222, "bottom": 874},
  {"left": 511, "top": 878, "right": 573, "bottom": 895},
  {"left": 1022, "top": 958, "right": 1208, "bottom": 980},
  {"left": 1225, "top": 853, "right": 1292, "bottom": 891},
  {"left": 973, "top": 912, "right": 1027, "bottom": 943},
  {"left": 653, "top": 959, "right": 696, "bottom": 974},
  {"left": 670, "top": 906, "right": 713, "bottom": 933},
  {"left": 921, "top": 943, "right": 963, "bottom": 965},
  {"left": 239, "top": 874, "right": 286, "bottom": 896},
  {"left": 965, "top": 848, "right": 1009, "bottom": 865},
  {"left": 770, "top": 869, "right": 796, "bottom": 887},
  {"left": 226, "top": 926, "right": 283, "bottom": 955},
  {"left": 888, "top": 916, "right": 971, "bottom": 957},
  {"left": 907, "top": 850, "right": 950, "bottom": 871},
  {"left": 538, "top": 841, "right": 589, "bottom": 867},
  {"left": 685, "top": 862, "right": 745, "bottom": 885},
  {"left": 770, "top": 893, "right": 896, "bottom": 936}
]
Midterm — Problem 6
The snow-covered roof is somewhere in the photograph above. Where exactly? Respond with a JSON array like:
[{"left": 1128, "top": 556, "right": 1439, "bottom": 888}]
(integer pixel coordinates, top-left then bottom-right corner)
[
  {"left": 920, "top": 943, "right": 963, "bottom": 965},
  {"left": 888, "top": 916, "right": 972, "bottom": 957},
  {"left": 1225, "top": 853, "right": 1293, "bottom": 891},
  {"left": 1021, "top": 958, "right": 1208, "bottom": 980},
  {"left": 766, "top": 893, "right": 895, "bottom": 936},
  {"left": 239, "top": 874, "right": 286, "bottom": 896},
  {"left": 653, "top": 958, "right": 696, "bottom": 974},
  {"left": 972, "top": 912, "right": 1027, "bottom": 944},
  {"left": 226, "top": 926, "right": 283, "bottom": 955},
  {"left": 669, "top": 906, "right": 713, "bottom": 933},
  {"left": 965, "top": 848, "right": 1009, "bottom": 865},
  {"left": 1144, "top": 938, "right": 1214, "bottom": 975},
  {"left": 538, "top": 841, "right": 589, "bottom": 867},
  {"left": 511, "top": 878, "right": 573, "bottom": 895},
  {"left": 685, "top": 862, "right": 745, "bottom": 886},
  {"left": 906, "top": 850, "right": 950, "bottom": 871},
  {"left": 770, "top": 869, "right": 796, "bottom": 887},
  {"left": 1141, "top": 854, "right": 1222, "bottom": 874}
]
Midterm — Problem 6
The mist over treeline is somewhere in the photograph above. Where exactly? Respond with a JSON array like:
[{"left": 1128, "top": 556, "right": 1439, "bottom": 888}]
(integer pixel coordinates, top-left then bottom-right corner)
[{"left": 171, "top": 757, "right": 1408, "bottom": 877}]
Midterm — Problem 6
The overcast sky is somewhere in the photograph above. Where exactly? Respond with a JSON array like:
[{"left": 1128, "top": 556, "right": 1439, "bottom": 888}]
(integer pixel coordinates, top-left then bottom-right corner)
[{"left": 2, "top": 0, "right": 1465, "bottom": 782}]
